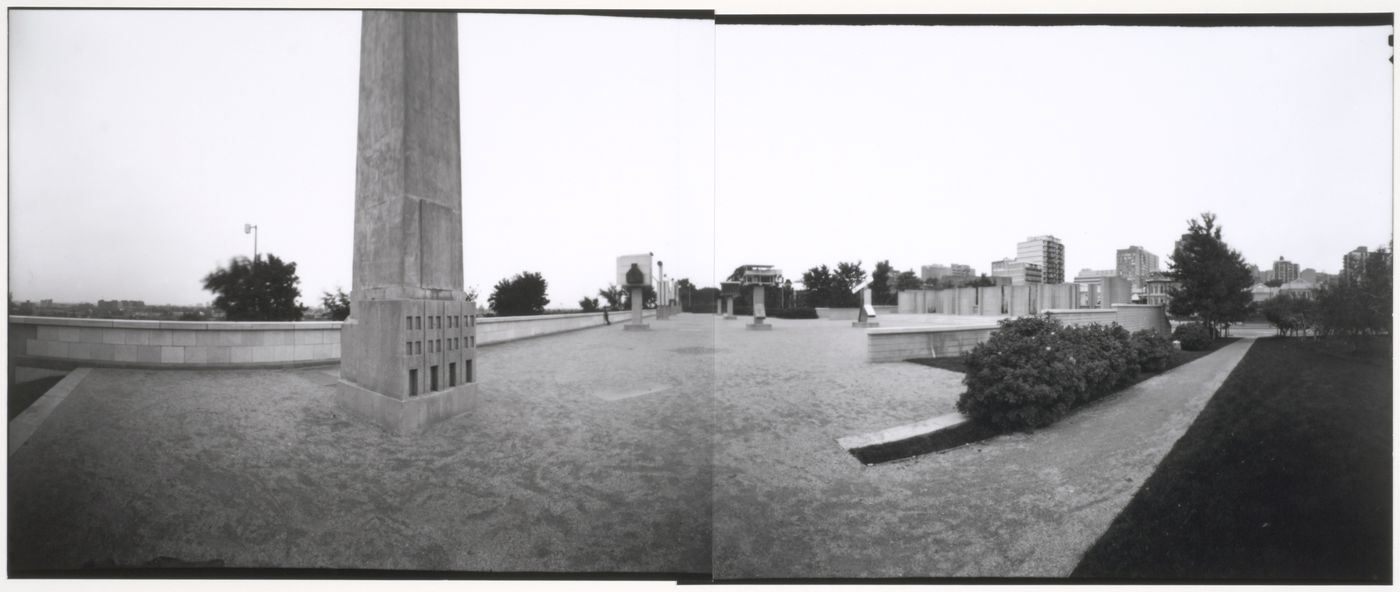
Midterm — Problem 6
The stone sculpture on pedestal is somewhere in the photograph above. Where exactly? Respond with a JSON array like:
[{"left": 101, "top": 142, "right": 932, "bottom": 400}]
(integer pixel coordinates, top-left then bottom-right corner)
[{"left": 618, "top": 253, "right": 654, "bottom": 331}]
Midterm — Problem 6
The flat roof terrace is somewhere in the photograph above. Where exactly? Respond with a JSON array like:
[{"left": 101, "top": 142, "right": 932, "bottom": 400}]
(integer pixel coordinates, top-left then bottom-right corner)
[{"left": 8, "top": 314, "right": 716, "bottom": 574}]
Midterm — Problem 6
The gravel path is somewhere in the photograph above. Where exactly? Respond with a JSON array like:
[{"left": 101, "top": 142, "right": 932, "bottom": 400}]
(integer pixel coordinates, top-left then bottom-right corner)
[{"left": 9, "top": 316, "right": 715, "bottom": 573}]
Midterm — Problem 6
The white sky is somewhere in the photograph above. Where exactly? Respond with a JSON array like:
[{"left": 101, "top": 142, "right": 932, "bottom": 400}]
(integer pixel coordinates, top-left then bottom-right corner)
[
  {"left": 8, "top": 13, "right": 1393, "bottom": 306},
  {"left": 717, "top": 24, "right": 1392, "bottom": 284},
  {"left": 9, "top": 10, "right": 715, "bottom": 306}
]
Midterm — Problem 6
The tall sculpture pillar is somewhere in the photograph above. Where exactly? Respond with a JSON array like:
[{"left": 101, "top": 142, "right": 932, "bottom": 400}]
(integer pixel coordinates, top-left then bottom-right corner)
[{"left": 337, "top": 11, "right": 478, "bottom": 435}]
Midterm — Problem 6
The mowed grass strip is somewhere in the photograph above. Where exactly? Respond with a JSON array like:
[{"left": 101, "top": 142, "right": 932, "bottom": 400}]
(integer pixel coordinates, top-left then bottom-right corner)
[{"left": 1072, "top": 337, "right": 1392, "bottom": 582}]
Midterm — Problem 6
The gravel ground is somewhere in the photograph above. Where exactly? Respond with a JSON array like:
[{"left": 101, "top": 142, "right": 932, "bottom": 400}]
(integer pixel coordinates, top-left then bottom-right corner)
[
  {"left": 712, "top": 316, "right": 1257, "bottom": 580},
  {"left": 8, "top": 315, "right": 715, "bottom": 574}
]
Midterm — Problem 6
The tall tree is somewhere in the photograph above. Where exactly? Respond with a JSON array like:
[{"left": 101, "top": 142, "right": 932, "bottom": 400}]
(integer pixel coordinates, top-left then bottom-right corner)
[
  {"left": 895, "top": 270, "right": 923, "bottom": 290},
  {"left": 1167, "top": 212, "right": 1254, "bottom": 339},
  {"left": 832, "top": 261, "right": 867, "bottom": 307},
  {"left": 202, "top": 254, "right": 306, "bottom": 321},
  {"left": 578, "top": 296, "right": 600, "bottom": 312},
  {"left": 871, "top": 260, "right": 895, "bottom": 305},
  {"left": 801, "top": 264, "right": 834, "bottom": 308},
  {"left": 598, "top": 284, "right": 627, "bottom": 310},
  {"left": 675, "top": 278, "right": 695, "bottom": 312},
  {"left": 488, "top": 271, "right": 550, "bottom": 316}
]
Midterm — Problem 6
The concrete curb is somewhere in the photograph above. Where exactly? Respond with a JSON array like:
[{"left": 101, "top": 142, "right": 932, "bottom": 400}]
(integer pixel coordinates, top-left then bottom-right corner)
[
  {"left": 838, "top": 412, "right": 998, "bottom": 465},
  {"left": 10, "top": 367, "right": 92, "bottom": 456}
]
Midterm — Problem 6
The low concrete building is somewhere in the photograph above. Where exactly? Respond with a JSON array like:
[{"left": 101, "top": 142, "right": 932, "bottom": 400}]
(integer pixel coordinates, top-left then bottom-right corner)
[{"left": 990, "top": 258, "right": 1042, "bottom": 285}]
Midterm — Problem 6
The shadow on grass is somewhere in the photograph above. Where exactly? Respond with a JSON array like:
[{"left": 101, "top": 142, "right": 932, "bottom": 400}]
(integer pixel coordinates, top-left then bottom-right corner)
[
  {"left": 9, "top": 375, "right": 66, "bottom": 421},
  {"left": 1072, "top": 337, "right": 1392, "bottom": 582}
]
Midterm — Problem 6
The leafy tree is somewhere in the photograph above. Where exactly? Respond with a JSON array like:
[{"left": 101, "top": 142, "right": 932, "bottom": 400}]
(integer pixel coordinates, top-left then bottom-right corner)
[
  {"left": 622, "top": 285, "right": 657, "bottom": 309},
  {"left": 1261, "top": 293, "right": 1313, "bottom": 337},
  {"left": 321, "top": 288, "right": 351, "bottom": 321},
  {"left": 801, "top": 264, "right": 833, "bottom": 307},
  {"left": 1313, "top": 246, "right": 1392, "bottom": 338},
  {"left": 675, "top": 278, "right": 695, "bottom": 311},
  {"left": 202, "top": 254, "right": 306, "bottom": 321},
  {"left": 578, "top": 296, "right": 600, "bottom": 312},
  {"left": 465, "top": 286, "right": 479, "bottom": 303},
  {"left": 488, "top": 271, "right": 550, "bottom": 316},
  {"left": 831, "top": 261, "right": 867, "bottom": 307},
  {"left": 871, "top": 260, "right": 895, "bottom": 305},
  {"left": 895, "top": 270, "right": 924, "bottom": 291},
  {"left": 1166, "top": 213, "right": 1254, "bottom": 339},
  {"left": 598, "top": 284, "right": 627, "bottom": 310},
  {"left": 1264, "top": 279, "right": 1284, "bottom": 288}
]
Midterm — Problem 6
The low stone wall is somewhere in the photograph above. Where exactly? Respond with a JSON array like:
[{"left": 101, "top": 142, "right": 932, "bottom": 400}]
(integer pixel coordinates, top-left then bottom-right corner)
[
  {"left": 475, "top": 310, "right": 650, "bottom": 344},
  {"left": 1043, "top": 309, "right": 1118, "bottom": 327},
  {"left": 814, "top": 307, "right": 860, "bottom": 321},
  {"left": 868, "top": 304, "right": 1170, "bottom": 363},
  {"left": 867, "top": 324, "right": 999, "bottom": 363},
  {"left": 10, "top": 317, "right": 343, "bottom": 370},
  {"left": 10, "top": 310, "right": 653, "bottom": 372},
  {"left": 1109, "top": 304, "right": 1172, "bottom": 335}
]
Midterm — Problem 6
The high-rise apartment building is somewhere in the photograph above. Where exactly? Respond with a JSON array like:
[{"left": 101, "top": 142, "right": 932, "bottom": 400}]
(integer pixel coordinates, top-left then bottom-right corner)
[
  {"left": 991, "top": 258, "right": 1043, "bottom": 285},
  {"left": 1342, "top": 246, "right": 1369, "bottom": 282},
  {"left": 1272, "top": 257, "right": 1300, "bottom": 284},
  {"left": 1115, "top": 245, "right": 1159, "bottom": 290},
  {"left": 1016, "top": 235, "right": 1065, "bottom": 284}
]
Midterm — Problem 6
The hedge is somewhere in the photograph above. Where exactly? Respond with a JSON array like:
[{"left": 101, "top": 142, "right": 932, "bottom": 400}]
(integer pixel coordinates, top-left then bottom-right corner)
[
  {"left": 956, "top": 316, "right": 1168, "bottom": 431},
  {"left": 1173, "top": 322, "right": 1213, "bottom": 351}
]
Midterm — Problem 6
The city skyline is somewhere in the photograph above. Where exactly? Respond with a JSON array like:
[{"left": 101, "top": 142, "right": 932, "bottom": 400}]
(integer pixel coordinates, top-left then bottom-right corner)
[{"left": 9, "top": 12, "right": 1392, "bottom": 307}]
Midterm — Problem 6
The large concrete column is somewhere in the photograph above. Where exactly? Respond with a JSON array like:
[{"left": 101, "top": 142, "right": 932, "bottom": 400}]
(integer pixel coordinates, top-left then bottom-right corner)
[{"left": 337, "top": 11, "right": 477, "bottom": 435}]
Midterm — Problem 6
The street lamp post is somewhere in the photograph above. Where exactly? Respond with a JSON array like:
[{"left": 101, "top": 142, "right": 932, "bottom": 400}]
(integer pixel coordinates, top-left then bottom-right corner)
[{"left": 244, "top": 223, "right": 259, "bottom": 264}]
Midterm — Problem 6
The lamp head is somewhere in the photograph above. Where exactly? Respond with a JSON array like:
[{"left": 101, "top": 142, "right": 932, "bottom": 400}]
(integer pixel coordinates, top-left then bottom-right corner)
[{"left": 244, "top": 224, "right": 253, "bottom": 234}]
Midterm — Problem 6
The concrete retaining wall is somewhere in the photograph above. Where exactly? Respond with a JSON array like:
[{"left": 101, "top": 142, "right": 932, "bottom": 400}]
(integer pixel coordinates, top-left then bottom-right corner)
[
  {"left": 867, "top": 324, "right": 1000, "bottom": 363},
  {"left": 814, "top": 307, "right": 860, "bottom": 321},
  {"left": 10, "top": 310, "right": 650, "bottom": 371},
  {"left": 1110, "top": 304, "right": 1171, "bottom": 335},
  {"left": 1043, "top": 309, "right": 1118, "bottom": 327}
]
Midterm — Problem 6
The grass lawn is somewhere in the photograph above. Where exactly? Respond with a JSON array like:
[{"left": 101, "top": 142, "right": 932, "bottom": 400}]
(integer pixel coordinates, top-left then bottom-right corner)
[
  {"left": 9, "top": 375, "right": 66, "bottom": 421},
  {"left": 1072, "top": 337, "right": 1392, "bottom": 582}
]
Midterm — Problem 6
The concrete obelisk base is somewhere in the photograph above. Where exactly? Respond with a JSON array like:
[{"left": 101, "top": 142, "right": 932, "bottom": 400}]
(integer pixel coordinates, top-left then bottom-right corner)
[
  {"left": 624, "top": 286, "right": 649, "bottom": 331},
  {"left": 723, "top": 296, "right": 736, "bottom": 320}
]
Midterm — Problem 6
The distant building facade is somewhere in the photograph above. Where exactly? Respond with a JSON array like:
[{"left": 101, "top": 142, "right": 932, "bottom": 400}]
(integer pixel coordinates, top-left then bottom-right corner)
[
  {"left": 1074, "top": 268, "right": 1129, "bottom": 307},
  {"left": 991, "top": 258, "right": 1043, "bottom": 285},
  {"left": 1144, "top": 272, "right": 1178, "bottom": 308},
  {"left": 1342, "top": 246, "right": 1369, "bottom": 283},
  {"left": 1016, "top": 235, "right": 1065, "bottom": 284},
  {"left": 1272, "top": 257, "right": 1299, "bottom": 284},
  {"left": 1115, "top": 245, "right": 1160, "bottom": 292}
]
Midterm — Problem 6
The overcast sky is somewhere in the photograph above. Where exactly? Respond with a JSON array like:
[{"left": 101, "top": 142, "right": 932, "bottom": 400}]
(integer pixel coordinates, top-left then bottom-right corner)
[
  {"left": 9, "top": 13, "right": 1393, "bottom": 306},
  {"left": 717, "top": 23, "right": 1392, "bottom": 283},
  {"left": 10, "top": 10, "right": 714, "bottom": 306}
]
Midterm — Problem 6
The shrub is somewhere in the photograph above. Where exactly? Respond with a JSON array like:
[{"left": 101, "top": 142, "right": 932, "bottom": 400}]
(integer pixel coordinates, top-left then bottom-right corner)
[
  {"left": 1173, "top": 322, "right": 1213, "bottom": 351},
  {"left": 768, "top": 307, "right": 818, "bottom": 319},
  {"left": 956, "top": 316, "right": 1141, "bottom": 431},
  {"left": 1130, "top": 329, "right": 1174, "bottom": 372}
]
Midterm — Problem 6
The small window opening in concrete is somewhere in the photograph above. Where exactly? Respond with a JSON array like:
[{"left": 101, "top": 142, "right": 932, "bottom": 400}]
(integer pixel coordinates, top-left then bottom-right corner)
[
  {"left": 449, "top": 362, "right": 457, "bottom": 387},
  {"left": 465, "top": 359, "right": 474, "bottom": 383},
  {"left": 408, "top": 369, "right": 418, "bottom": 397},
  {"left": 430, "top": 365, "right": 439, "bottom": 391}
]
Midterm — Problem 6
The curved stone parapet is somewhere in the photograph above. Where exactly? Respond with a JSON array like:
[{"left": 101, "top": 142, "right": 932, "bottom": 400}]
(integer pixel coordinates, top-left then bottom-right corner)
[{"left": 10, "top": 310, "right": 656, "bottom": 371}]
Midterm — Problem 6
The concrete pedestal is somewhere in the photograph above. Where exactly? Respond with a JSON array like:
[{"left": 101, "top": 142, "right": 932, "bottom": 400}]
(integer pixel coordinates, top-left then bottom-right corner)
[
  {"left": 851, "top": 321, "right": 880, "bottom": 328},
  {"left": 748, "top": 285, "right": 770, "bottom": 330},
  {"left": 625, "top": 286, "right": 648, "bottom": 330}
]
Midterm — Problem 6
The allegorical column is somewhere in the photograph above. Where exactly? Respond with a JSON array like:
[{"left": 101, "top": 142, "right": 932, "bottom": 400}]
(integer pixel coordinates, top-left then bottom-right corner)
[{"left": 338, "top": 11, "right": 479, "bottom": 435}]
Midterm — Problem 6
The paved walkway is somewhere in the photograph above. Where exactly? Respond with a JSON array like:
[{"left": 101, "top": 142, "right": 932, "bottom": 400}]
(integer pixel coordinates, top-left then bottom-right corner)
[
  {"left": 714, "top": 329, "right": 1257, "bottom": 579},
  {"left": 8, "top": 316, "right": 715, "bottom": 573}
]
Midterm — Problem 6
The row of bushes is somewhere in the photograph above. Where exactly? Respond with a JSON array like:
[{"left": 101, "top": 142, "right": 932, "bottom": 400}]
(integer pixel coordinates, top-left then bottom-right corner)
[
  {"left": 767, "top": 307, "right": 819, "bottom": 319},
  {"left": 955, "top": 316, "right": 1177, "bottom": 431},
  {"left": 1172, "top": 322, "right": 1213, "bottom": 351}
]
